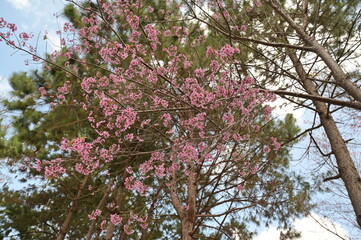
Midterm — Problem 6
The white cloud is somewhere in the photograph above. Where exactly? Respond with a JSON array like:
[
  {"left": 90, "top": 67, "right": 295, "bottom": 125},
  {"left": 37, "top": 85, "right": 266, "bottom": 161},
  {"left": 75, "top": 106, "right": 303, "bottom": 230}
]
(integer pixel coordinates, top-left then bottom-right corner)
[
  {"left": 5, "top": 0, "right": 31, "bottom": 10},
  {"left": 269, "top": 97, "right": 305, "bottom": 125},
  {"left": 254, "top": 213, "right": 350, "bottom": 240},
  {"left": 0, "top": 76, "right": 12, "bottom": 97},
  {"left": 44, "top": 30, "right": 62, "bottom": 52}
]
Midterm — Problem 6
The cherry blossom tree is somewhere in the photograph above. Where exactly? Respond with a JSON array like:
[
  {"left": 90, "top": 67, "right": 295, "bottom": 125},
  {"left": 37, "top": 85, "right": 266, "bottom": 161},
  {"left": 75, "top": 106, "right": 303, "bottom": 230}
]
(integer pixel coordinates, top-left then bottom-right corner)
[{"left": 0, "top": 1, "right": 311, "bottom": 239}]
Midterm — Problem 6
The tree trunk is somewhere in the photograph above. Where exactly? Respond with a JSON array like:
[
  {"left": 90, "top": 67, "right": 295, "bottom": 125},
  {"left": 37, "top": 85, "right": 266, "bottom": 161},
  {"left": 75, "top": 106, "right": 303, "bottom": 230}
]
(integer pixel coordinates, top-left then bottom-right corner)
[
  {"left": 288, "top": 51, "right": 361, "bottom": 227},
  {"left": 169, "top": 156, "right": 197, "bottom": 240},
  {"left": 181, "top": 218, "right": 195, "bottom": 240},
  {"left": 105, "top": 171, "right": 128, "bottom": 240},
  {"left": 182, "top": 161, "right": 197, "bottom": 240},
  {"left": 56, "top": 175, "right": 89, "bottom": 240}
]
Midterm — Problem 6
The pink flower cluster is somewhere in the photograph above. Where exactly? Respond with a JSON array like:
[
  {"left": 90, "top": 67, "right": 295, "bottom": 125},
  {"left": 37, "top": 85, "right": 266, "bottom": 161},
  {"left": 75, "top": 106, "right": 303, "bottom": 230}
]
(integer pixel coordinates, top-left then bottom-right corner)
[
  {"left": 128, "top": 211, "right": 148, "bottom": 230},
  {"left": 181, "top": 113, "right": 206, "bottom": 132},
  {"left": 81, "top": 77, "right": 96, "bottom": 93},
  {"left": 39, "top": 87, "right": 47, "bottom": 97},
  {"left": 161, "top": 113, "right": 172, "bottom": 127},
  {"left": 61, "top": 137, "right": 99, "bottom": 175},
  {"left": 222, "top": 112, "right": 235, "bottom": 125},
  {"left": 177, "top": 143, "right": 199, "bottom": 163},
  {"left": 219, "top": 44, "right": 240, "bottom": 60},
  {"left": 270, "top": 137, "right": 281, "bottom": 151},
  {"left": 110, "top": 213, "right": 122, "bottom": 225},
  {"left": 114, "top": 108, "right": 137, "bottom": 131},
  {"left": 0, "top": 18, "right": 33, "bottom": 53},
  {"left": 182, "top": 78, "right": 215, "bottom": 108},
  {"left": 100, "top": 42, "right": 130, "bottom": 64},
  {"left": 126, "top": 14, "right": 140, "bottom": 30},
  {"left": 44, "top": 158, "right": 66, "bottom": 179},
  {"left": 57, "top": 81, "right": 71, "bottom": 101},
  {"left": 88, "top": 209, "right": 102, "bottom": 220},
  {"left": 125, "top": 176, "right": 149, "bottom": 195},
  {"left": 144, "top": 24, "right": 161, "bottom": 49}
]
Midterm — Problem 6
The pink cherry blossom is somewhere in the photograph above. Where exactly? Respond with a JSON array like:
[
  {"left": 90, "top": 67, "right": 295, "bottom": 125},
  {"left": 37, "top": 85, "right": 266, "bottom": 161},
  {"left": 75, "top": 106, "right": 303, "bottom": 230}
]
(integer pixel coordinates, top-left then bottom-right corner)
[{"left": 110, "top": 213, "right": 122, "bottom": 225}]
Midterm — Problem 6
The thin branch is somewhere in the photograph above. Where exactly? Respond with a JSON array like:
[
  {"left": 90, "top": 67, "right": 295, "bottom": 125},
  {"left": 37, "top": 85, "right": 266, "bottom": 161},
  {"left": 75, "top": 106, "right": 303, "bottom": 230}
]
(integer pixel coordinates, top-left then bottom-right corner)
[{"left": 270, "top": 89, "right": 361, "bottom": 110}]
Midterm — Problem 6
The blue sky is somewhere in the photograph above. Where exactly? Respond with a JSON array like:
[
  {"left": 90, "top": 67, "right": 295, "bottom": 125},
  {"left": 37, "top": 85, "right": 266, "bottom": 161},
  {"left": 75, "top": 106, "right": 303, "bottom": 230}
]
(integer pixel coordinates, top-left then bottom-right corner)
[
  {"left": 0, "top": 0, "right": 65, "bottom": 95},
  {"left": 0, "top": 1, "right": 357, "bottom": 239}
]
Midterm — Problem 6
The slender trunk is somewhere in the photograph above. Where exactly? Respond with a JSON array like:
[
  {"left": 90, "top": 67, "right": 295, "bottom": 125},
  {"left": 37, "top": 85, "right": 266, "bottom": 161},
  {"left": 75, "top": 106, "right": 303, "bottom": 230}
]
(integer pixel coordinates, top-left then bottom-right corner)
[
  {"left": 56, "top": 175, "right": 89, "bottom": 240},
  {"left": 105, "top": 170, "right": 129, "bottom": 240},
  {"left": 288, "top": 51, "right": 361, "bottom": 227},
  {"left": 168, "top": 155, "right": 196, "bottom": 240},
  {"left": 182, "top": 161, "right": 197, "bottom": 240},
  {"left": 86, "top": 179, "right": 114, "bottom": 240},
  {"left": 182, "top": 218, "right": 195, "bottom": 240}
]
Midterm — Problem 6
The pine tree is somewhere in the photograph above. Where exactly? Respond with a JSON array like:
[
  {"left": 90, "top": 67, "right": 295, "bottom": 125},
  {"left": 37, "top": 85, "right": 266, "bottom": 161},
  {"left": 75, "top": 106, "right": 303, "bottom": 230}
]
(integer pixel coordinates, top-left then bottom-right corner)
[{"left": 181, "top": 0, "right": 361, "bottom": 232}]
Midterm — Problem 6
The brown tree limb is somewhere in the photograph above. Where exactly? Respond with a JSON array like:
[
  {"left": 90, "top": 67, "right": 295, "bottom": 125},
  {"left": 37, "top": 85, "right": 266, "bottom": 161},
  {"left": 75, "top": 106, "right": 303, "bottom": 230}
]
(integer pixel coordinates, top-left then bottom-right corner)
[
  {"left": 56, "top": 175, "right": 89, "bottom": 240},
  {"left": 270, "top": 89, "right": 361, "bottom": 110},
  {"left": 323, "top": 175, "right": 341, "bottom": 182}
]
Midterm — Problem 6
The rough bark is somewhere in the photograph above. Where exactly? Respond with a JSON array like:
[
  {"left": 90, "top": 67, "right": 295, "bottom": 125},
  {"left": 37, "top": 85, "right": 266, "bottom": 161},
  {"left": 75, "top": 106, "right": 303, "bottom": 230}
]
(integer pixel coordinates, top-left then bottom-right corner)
[
  {"left": 105, "top": 171, "right": 129, "bottom": 240},
  {"left": 182, "top": 161, "right": 197, "bottom": 240},
  {"left": 56, "top": 175, "right": 89, "bottom": 240},
  {"left": 169, "top": 155, "right": 197, "bottom": 240}
]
